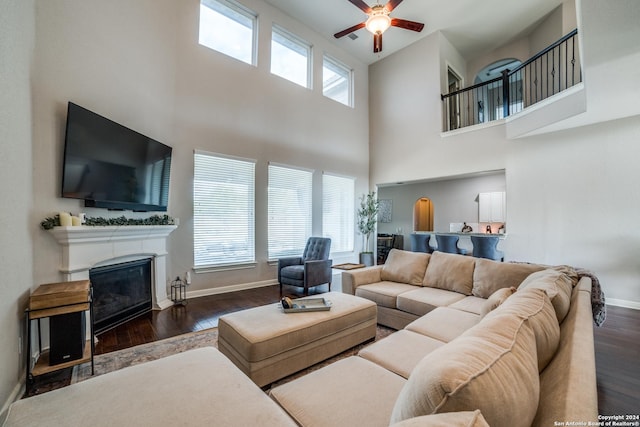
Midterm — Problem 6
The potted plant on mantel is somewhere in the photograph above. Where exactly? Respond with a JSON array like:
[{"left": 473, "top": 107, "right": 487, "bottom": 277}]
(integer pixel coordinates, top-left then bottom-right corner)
[{"left": 357, "top": 192, "right": 379, "bottom": 266}]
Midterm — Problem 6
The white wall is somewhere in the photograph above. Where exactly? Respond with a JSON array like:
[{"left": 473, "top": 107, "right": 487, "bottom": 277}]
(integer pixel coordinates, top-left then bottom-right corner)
[
  {"left": 29, "top": 0, "right": 369, "bottom": 296},
  {"left": 0, "top": 0, "right": 35, "bottom": 413},
  {"left": 369, "top": 0, "right": 640, "bottom": 307}
]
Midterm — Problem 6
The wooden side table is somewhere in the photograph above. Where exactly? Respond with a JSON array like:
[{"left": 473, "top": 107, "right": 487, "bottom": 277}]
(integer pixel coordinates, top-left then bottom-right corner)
[{"left": 25, "top": 280, "right": 94, "bottom": 392}]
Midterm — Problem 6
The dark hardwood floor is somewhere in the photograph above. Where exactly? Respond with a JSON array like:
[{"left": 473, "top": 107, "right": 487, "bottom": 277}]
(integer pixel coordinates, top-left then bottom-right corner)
[
  {"left": 33, "top": 285, "right": 640, "bottom": 417},
  {"left": 94, "top": 284, "right": 317, "bottom": 354}
]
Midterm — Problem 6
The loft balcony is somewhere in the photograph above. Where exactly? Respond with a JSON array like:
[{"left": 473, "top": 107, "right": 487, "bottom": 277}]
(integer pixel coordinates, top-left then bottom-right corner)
[{"left": 442, "top": 30, "right": 583, "bottom": 137}]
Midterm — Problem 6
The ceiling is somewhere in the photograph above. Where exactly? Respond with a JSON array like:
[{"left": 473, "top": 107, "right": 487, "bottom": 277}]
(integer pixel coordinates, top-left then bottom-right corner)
[{"left": 263, "top": 0, "right": 564, "bottom": 64}]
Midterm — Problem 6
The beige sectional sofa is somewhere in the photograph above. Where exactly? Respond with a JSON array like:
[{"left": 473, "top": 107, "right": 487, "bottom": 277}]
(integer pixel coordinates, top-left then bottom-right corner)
[{"left": 4, "top": 249, "right": 598, "bottom": 427}]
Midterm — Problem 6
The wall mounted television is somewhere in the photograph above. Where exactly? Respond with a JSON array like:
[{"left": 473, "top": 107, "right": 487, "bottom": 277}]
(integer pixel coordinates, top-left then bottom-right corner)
[{"left": 61, "top": 102, "right": 172, "bottom": 212}]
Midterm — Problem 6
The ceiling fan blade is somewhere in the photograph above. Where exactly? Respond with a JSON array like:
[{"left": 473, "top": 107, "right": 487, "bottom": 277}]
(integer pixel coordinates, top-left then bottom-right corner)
[
  {"left": 384, "top": 0, "right": 403, "bottom": 13},
  {"left": 373, "top": 33, "right": 383, "bottom": 53},
  {"left": 348, "top": 0, "right": 372, "bottom": 14},
  {"left": 334, "top": 22, "right": 366, "bottom": 39},
  {"left": 391, "top": 18, "right": 425, "bottom": 32}
]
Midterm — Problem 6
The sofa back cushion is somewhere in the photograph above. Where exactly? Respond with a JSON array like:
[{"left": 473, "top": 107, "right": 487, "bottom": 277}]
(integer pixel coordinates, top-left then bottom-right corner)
[
  {"left": 518, "top": 268, "right": 574, "bottom": 322},
  {"left": 486, "top": 287, "right": 560, "bottom": 372},
  {"left": 381, "top": 249, "right": 431, "bottom": 287},
  {"left": 389, "top": 410, "right": 489, "bottom": 427},
  {"left": 472, "top": 259, "right": 545, "bottom": 298},
  {"left": 390, "top": 313, "right": 540, "bottom": 427},
  {"left": 422, "top": 251, "right": 475, "bottom": 295}
]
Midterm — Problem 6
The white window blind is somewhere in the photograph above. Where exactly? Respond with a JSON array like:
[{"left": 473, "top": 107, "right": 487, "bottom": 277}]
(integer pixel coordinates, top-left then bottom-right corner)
[
  {"left": 268, "top": 164, "right": 312, "bottom": 259},
  {"left": 193, "top": 152, "right": 255, "bottom": 267},
  {"left": 322, "top": 173, "right": 355, "bottom": 252}
]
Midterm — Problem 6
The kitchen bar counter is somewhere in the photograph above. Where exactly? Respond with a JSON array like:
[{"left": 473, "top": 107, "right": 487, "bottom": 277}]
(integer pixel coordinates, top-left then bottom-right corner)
[{"left": 433, "top": 232, "right": 507, "bottom": 239}]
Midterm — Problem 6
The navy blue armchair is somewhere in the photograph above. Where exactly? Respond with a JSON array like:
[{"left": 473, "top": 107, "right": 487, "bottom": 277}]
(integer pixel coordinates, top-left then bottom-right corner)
[
  {"left": 435, "top": 234, "right": 468, "bottom": 255},
  {"left": 278, "top": 237, "right": 332, "bottom": 295},
  {"left": 471, "top": 236, "right": 504, "bottom": 261},
  {"left": 410, "top": 233, "right": 435, "bottom": 254}
]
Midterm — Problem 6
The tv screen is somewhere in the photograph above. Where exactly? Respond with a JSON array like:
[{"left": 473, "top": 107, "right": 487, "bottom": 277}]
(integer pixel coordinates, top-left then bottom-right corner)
[{"left": 61, "top": 102, "right": 172, "bottom": 211}]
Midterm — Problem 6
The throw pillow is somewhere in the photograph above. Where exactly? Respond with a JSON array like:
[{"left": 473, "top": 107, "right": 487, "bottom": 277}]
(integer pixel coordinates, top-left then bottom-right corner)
[
  {"left": 472, "top": 259, "right": 545, "bottom": 298},
  {"left": 390, "top": 313, "right": 540, "bottom": 427},
  {"left": 422, "top": 251, "right": 475, "bottom": 295},
  {"left": 479, "top": 286, "right": 516, "bottom": 317},
  {"left": 518, "top": 268, "right": 573, "bottom": 322},
  {"left": 381, "top": 249, "right": 430, "bottom": 287}
]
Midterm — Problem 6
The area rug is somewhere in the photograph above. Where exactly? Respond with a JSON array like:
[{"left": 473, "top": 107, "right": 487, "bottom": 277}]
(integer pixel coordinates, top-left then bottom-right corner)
[{"left": 72, "top": 325, "right": 394, "bottom": 386}]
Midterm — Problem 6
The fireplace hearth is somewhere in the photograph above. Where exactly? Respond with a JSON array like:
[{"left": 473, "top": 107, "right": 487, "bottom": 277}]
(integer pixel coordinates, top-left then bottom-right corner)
[{"left": 90, "top": 258, "right": 152, "bottom": 334}]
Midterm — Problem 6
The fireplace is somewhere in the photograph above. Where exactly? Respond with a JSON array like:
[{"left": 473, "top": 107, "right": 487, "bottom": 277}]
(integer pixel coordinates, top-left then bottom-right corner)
[
  {"left": 47, "top": 225, "right": 177, "bottom": 312},
  {"left": 90, "top": 258, "right": 153, "bottom": 334}
]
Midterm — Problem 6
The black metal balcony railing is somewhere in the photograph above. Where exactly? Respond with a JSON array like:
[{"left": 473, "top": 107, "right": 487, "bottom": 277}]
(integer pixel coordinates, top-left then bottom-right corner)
[{"left": 442, "top": 29, "right": 581, "bottom": 132}]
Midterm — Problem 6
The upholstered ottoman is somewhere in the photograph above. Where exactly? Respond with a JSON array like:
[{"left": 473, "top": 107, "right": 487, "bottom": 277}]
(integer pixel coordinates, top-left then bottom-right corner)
[{"left": 218, "top": 292, "right": 377, "bottom": 387}]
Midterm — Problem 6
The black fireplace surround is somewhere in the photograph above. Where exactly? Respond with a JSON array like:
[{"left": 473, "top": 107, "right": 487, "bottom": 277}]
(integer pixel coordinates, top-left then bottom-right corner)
[{"left": 90, "top": 258, "right": 152, "bottom": 334}]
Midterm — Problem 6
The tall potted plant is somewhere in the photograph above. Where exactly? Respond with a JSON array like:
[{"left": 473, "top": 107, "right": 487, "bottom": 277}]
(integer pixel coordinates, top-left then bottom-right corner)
[{"left": 357, "top": 192, "right": 379, "bottom": 266}]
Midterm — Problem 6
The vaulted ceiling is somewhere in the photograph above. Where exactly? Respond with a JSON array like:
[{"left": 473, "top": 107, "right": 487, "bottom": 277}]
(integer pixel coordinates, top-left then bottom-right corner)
[{"left": 264, "top": 0, "right": 564, "bottom": 64}]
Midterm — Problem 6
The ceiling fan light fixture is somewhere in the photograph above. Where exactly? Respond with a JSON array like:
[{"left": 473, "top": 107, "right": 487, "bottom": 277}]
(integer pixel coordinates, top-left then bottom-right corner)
[{"left": 365, "top": 5, "right": 391, "bottom": 35}]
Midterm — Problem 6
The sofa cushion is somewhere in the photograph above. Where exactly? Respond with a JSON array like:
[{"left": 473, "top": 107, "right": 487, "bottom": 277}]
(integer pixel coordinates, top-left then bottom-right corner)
[
  {"left": 518, "top": 268, "right": 573, "bottom": 322},
  {"left": 4, "top": 347, "right": 297, "bottom": 427},
  {"left": 486, "top": 287, "right": 560, "bottom": 372},
  {"left": 270, "top": 356, "right": 406, "bottom": 427},
  {"left": 396, "top": 287, "right": 466, "bottom": 317},
  {"left": 390, "top": 314, "right": 540, "bottom": 427},
  {"left": 447, "top": 296, "right": 487, "bottom": 315},
  {"left": 479, "top": 286, "right": 516, "bottom": 317},
  {"left": 405, "top": 307, "right": 480, "bottom": 343},
  {"left": 355, "top": 282, "right": 419, "bottom": 309},
  {"left": 423, "top": 251, "right": 475, "bottom": 295},
  {"left": 472, "top": 259, "right": 545, "bottom": 298},
  {"left": 389, "top": 410, "right": 489, "bottom": 427},
  {"left": 381, "top": 249, "right": 431, "bottom": 286},
  {"left": 358, "top": 330, "right": 446, "bottom": 379}
]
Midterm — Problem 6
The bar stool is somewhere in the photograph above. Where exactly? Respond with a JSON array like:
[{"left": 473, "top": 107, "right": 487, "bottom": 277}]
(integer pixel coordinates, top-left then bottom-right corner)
[
  {"left": 435, "top": 235, "right": 468, "bottom": 255},
  {"left": 410, "top": 233, "right": 435, "bottom": 254},
  {"left": 471, "top": 236, "right": 504, "bottom": 261}
]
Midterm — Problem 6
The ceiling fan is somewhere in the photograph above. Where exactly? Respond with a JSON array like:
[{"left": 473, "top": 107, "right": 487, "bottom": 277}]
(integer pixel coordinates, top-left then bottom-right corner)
[{"left": 334, "top": 0, "right": 424, "bottom": 53}]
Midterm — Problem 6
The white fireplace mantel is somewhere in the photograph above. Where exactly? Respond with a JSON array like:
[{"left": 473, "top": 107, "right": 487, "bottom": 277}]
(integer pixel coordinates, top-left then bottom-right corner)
[{"left": 48, "top": 225, "right": 178, "bottom": 310}]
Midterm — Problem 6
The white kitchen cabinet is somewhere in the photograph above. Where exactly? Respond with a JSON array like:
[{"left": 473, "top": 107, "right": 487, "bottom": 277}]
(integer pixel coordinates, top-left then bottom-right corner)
[{"left": 478, "top": 191, "right": 506, "bottom": 222}]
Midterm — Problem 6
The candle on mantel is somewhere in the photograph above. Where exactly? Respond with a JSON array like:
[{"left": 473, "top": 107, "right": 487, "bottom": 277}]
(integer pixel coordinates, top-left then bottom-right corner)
[
  {"left": 59, "top": 212, "right": 72, "bottom": 226},
  {"left": 71, "top": 216, "right": 81, "bottom": 226}
]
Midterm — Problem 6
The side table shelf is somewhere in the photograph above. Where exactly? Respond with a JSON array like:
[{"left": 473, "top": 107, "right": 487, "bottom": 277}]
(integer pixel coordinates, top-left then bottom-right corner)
[{"left": 25, "top": 280, "right": 95, "bottom": 392}]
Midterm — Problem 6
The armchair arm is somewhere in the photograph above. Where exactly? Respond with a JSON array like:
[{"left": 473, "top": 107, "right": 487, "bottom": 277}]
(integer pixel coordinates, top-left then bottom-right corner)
[
  {"left": 341, "top": 266, "right": 383, "bottom": 295},
  {"left": 303, "top": 259, "right": 332, "bottom": 287},
  {"left": 278, "top": 257, "right": 302, "bottom": 283}
]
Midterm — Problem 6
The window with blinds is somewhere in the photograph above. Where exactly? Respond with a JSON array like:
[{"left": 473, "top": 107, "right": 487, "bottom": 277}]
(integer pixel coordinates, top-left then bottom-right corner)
[
  {"left": 193, "top": 151, "right": 256, "bottom": 268},
  {"left": 268, "top": 164, "right": 313, "bottom": 260},
  {"left": 322, "top": 173, "right": 355, "bottom": 252}
]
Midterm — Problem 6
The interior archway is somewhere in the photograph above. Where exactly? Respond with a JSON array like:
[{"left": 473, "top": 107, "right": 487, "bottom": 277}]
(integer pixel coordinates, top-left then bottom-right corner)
[{"left": 413, "top": 197, "right": 434, "bottom": 231}]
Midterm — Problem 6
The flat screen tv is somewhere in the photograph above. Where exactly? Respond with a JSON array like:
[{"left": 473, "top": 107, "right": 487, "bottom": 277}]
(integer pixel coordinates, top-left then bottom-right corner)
[{"left": 61, "top": 102, "right": 172, "bottom": 212}]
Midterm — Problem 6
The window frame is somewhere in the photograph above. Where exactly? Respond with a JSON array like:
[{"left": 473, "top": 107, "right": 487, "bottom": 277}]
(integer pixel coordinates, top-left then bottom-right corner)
[
  {"left": 198, "top": 0, "right": 258, "bottom": 66},
  {"left": 193, "top": 150, "right": 256, "bottom": 271},
  {"left": 322, "top": 54, "right": 353, "bottom": 107},
  {"left": 270, "top": 24, "right": 312, "bottom": 89}
]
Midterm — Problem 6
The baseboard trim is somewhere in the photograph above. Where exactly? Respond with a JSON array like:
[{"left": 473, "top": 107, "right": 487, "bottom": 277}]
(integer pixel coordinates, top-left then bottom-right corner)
[
  {"left": 186, "top": 280, "right": 278, "bottom": 299},
  {"left": 606, "top": 298, "right": 640, "bottom": 310}
]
